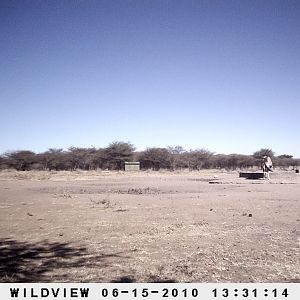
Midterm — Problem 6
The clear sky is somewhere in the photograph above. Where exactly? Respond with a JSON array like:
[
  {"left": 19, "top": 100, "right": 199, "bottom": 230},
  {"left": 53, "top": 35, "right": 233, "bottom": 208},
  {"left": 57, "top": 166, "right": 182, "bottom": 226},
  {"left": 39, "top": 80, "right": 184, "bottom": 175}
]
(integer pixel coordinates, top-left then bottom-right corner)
[{"left": 1, "top": 0, "right": 299, "bottom": 157}]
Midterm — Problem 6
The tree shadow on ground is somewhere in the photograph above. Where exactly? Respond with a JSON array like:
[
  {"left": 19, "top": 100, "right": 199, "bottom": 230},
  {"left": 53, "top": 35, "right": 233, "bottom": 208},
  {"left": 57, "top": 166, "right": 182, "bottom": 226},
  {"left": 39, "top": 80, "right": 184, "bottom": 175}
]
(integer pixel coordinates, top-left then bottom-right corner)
[{"left": 0, "top": 238, "right": 129, "bottom": 282}]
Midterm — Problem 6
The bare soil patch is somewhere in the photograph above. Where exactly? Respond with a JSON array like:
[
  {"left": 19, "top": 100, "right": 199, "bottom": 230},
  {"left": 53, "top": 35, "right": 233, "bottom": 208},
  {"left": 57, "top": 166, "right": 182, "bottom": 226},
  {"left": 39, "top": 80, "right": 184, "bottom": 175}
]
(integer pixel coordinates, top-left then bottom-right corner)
[{"left": 0, "top": 170, "right": 299, "bottom": 282}]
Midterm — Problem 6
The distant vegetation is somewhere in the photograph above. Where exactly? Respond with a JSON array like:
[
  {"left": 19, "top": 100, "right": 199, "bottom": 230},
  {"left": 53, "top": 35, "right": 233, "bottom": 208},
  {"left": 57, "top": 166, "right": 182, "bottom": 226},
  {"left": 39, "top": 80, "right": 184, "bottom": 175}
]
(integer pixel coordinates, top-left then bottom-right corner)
[{"left": 0, "top": 142, "right": 299, "bottom": 171}]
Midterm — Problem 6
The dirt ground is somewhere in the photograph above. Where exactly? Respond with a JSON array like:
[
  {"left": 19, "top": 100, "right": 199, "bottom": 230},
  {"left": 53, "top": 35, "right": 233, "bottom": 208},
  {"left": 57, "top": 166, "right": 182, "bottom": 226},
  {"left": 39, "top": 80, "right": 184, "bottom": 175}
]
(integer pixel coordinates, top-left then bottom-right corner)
[{"left": 0, "top": 169, "right": 299, "bottom": 283}]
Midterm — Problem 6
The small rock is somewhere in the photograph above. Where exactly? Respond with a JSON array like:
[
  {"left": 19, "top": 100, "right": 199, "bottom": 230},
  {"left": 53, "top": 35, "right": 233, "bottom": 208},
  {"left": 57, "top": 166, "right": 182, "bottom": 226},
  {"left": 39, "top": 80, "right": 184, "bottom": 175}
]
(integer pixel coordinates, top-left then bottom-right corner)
[
  {"left": 248, "top": 213, "right": 252, "bottom": 217},
  {"left": 210, "top": 208, "right": 213, "bottom": 211},
  {"left": 59, "top": 233, "right": 63, "bottom": 236},
  {"left": 27, "top": 212, "right": 33, "bottom": 216}
]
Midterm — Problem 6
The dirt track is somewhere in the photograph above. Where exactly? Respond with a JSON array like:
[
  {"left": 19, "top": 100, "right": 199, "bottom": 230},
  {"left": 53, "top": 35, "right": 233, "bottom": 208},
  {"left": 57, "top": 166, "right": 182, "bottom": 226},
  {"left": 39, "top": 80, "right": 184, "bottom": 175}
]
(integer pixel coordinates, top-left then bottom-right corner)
[{"left": 0, "top": 170, "right": 299, "bottom": 282}]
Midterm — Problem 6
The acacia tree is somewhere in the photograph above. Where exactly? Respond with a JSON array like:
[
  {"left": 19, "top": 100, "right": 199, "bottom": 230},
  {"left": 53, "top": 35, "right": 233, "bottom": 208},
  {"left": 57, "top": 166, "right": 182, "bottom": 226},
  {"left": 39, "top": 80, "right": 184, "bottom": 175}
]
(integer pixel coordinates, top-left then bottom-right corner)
[
  {"left": 167, "top": 146, "right": 187, "bottom": 169},
  {"left": 294, "top": 159, "right": 300, "bottom": 167},
  {"left": 185, "top": 149, "right": 214, "bottom": 170},
  {"left": 0, "top": 155, "right": 7, "bottom": 170},
  {"left": 1, "top": 143, "right": 298, "bottom": 172},
  {"left": 225, "top": 154, "right": 255, "bottom": 170},
  {"left": 139, "top": 147, "right": 172, "bottom": 170},
  {"left": 39, "top": 149, "right": 69, "bottom": 170},
  {"left": 81, "top": 147, "right": 100, "bottom": 170},
  {"left": 3, "top": 151, "right": 37, "bottom": 171},
  {"left": 253, "top": 148, "right": 275, "bottom": 159},
  {"left": 89, "top": 148, "right": 107, "bottom": 170},
  {"left": 104, "top": 142, "right": 135, "bottom": 170},
  {"left": 38, "top": 149, "right": 59, "bottom": 170},
  {"left": 275, "top": 154, "right": 295, "bottom": 168},
  {"left": 252, "top": 148, "right": 275, "bottom": 168},
  {"left": 67, "top": 147, "right": 97, "bottom": 170}
]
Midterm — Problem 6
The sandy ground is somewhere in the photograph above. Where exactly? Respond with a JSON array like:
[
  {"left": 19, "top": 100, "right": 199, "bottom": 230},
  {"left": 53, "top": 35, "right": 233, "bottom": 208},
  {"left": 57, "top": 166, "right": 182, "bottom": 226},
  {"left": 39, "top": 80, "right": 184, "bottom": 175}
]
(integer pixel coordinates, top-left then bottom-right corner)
[{"left": 0, "top": 169, "right": 299, "bottom": 283}]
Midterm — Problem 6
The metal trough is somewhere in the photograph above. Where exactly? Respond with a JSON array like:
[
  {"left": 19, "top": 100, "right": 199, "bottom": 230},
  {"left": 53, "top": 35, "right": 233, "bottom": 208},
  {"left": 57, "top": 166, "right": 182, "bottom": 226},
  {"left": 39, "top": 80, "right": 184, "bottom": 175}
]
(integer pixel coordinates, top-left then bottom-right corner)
[{"left": 239, "top": 172, "right": 264, "bottom": 179}]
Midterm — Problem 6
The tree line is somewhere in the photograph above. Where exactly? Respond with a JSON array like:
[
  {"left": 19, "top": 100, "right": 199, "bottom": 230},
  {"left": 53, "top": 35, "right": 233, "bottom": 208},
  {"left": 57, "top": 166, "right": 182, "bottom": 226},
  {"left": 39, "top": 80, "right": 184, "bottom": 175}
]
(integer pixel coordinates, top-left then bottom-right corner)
[{"left": 0, "top": 142, "right": 299, "bottom": 171}]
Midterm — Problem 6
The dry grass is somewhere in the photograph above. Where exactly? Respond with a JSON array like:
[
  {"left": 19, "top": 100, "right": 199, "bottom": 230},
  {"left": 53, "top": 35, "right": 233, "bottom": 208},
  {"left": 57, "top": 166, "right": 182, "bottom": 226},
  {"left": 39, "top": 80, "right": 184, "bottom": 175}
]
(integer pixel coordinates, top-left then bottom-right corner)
[{"left": 0, "top": 169, "right": 299, "bottom": 282}]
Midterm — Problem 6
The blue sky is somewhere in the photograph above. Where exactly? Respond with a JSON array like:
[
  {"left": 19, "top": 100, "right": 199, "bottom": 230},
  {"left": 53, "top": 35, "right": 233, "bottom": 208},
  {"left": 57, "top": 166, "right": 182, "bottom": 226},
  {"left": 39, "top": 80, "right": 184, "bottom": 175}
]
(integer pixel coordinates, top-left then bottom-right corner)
[{"left": 1, "top": 0, "right": 299, "bottom": 157}]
